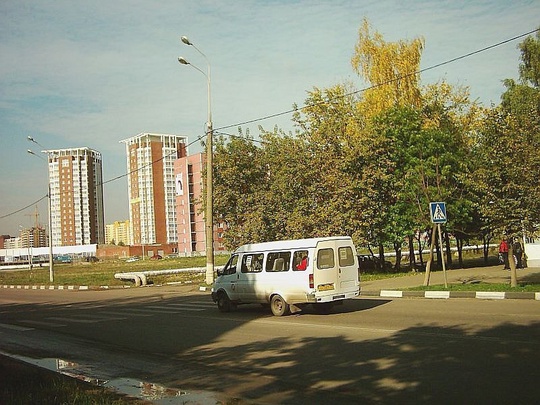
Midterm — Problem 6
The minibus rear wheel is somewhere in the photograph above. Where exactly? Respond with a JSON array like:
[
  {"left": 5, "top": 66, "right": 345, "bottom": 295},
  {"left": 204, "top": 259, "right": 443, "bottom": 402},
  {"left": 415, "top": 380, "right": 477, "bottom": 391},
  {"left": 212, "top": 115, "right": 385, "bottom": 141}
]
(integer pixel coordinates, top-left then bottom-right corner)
[
  {"left": 270, "top": 294, "right": 290, "bottom": 316},
  {"left": 217, "top": 291, "right": 233, "bottom": 313}
]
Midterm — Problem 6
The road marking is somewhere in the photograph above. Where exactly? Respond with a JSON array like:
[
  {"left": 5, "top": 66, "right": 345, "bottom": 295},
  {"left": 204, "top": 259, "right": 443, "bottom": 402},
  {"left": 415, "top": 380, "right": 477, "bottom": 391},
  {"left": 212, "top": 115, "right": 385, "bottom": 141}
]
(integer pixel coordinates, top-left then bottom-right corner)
[
  {"left": 0, "top": 322, "right": 34, "bottom": 331},
  {"left": 167, "top": 302, "right": 214, "bottom": 308},
  {"left": 19, "top": 320, "right": 67, "bottom": 328},
  {"left": 146, "top": 305, "right": 205, "bottom": 312},
  {"left": 47, "top": 315, "right": 126, "bottom": 324},
  {"left": 100, "top": 310, "right": 154, "bottom": 317}
]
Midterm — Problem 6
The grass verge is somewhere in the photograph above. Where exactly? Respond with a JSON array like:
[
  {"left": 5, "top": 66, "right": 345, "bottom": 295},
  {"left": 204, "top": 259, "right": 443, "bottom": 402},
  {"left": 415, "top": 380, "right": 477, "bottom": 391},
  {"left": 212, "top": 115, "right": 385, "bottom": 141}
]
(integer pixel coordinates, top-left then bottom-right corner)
[
  {"left": 0, "top": 255, "right": 230, "bottom": 287},
  {"left": 0, "top": 354, "right": 148, "bottom": 404},
  {"left": 408, "top": 282, "right": 540, "bottom": 292}
]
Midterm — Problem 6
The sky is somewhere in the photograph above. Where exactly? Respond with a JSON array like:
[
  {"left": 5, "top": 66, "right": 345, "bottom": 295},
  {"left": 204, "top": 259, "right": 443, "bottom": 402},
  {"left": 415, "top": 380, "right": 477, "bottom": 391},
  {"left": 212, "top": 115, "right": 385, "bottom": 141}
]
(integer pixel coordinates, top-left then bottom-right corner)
[{"left": 0, "top": 0, "right": 538, "bottom": 236}]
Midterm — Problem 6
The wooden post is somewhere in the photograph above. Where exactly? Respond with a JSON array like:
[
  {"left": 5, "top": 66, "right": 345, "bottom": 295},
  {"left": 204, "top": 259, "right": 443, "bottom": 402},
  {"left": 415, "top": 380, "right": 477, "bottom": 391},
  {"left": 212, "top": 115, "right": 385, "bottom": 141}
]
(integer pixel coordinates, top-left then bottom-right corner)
[
  {"left": 437, "top": 223, "right": 448, "bottom": 288},
  {"left": 423, "top": 224, "right": 437, "bottom": 286}
]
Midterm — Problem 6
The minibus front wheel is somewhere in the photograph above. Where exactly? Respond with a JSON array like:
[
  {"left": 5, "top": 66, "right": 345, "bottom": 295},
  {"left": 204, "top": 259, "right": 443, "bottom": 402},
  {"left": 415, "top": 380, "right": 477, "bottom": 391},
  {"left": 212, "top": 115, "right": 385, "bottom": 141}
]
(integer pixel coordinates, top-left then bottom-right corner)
[
  {"left": 270, "top": 294, "right": 290, "bottom": 316},
  {"left": 217, "top": 291, "right": 233, "bottom": 313}
]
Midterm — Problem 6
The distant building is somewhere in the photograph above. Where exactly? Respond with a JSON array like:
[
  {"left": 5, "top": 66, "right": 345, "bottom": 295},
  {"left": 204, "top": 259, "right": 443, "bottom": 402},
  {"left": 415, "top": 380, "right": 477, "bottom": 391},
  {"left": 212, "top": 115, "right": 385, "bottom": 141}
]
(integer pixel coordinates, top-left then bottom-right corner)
[
  {"left": 20, "top": 227, "right": 47, "bottom": 248},
  {"left": 0, "top": 235, "right": 13, "bottom": 249},
  {"left": 46, "top": 147, "right": 105, "bottom": 246},
  {"left": 120, "top": 133, "right": 188, "bottom": 246},
  {"left": 105, "top": 220, "right": 131, "bottom": 245},
  {"left": 3, "top": 237, "right": 20, "bottom": 249},
  {"left": 174, "top": 152, "right": 226, "bottom": 255}
]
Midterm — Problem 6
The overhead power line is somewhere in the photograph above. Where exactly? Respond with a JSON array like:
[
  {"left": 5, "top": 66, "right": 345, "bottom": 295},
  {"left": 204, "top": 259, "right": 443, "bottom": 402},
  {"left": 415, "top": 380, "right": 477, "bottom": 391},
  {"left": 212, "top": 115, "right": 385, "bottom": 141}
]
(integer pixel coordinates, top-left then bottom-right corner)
[
  {"left": 2, "top": 28, "right": 538, "bottom": 222},
  {"left": 0, "top": 195, "right": 48, "bottom": 220},
  {"left": 216, "top": 27, "right": 540, "bottom": 132}
]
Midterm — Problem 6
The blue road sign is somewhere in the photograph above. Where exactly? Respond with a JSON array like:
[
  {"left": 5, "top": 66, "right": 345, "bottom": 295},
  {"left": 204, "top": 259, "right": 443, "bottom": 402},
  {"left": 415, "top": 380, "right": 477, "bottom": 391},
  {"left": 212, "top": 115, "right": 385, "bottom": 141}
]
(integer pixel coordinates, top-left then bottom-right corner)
[{"left": 430, "top": 202, "right": 447, "bottom": 224}]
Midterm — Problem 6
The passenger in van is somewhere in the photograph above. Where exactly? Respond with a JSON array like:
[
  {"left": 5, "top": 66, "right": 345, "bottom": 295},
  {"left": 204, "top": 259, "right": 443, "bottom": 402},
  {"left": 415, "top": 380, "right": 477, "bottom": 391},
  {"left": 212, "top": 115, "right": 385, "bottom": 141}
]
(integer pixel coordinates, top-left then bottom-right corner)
[{"left": 296, "top": 254, "right": 308, "bottom": 271}]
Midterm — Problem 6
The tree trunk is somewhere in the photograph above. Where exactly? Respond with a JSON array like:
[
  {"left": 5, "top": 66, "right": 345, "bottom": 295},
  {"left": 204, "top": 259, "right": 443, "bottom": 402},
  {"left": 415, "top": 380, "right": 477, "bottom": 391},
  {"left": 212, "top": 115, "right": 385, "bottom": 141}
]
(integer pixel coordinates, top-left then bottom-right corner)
[
  {"left": 417, "top": 236, "right": 425, "bottom": 268},
  {"left": 456, "top": 237, "right": 464, "bottom": 268},
  {"left": 509, "top": 244, "right": 518, "bottom": 287},
  {"left": 393, "top": 241, "right": 402, "bottom": 272},
  {"left": 444, "top": 230, "right": 452, "bottom": 268},
  {"left": 423, "top": 225, "right": 437, "bottom": 286},
  {"left": 408, "top": 236, "right": 416, "bottom": 271},
  {"left": 378, "top": 243, "right": 385, "bottom": 272}
]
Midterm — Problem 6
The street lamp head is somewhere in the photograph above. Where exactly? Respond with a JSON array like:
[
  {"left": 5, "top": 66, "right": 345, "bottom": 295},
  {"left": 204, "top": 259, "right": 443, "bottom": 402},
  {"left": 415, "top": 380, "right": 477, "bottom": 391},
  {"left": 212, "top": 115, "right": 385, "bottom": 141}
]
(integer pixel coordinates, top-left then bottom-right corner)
[
  {"left": 27, "top": 136, "right": 35, "bottom": 142},
  {"left": 181, "top": 36, "right": 192, "bottom": 46},
  {"left": 27, "top": 149, "right": 34, "bottom": 155},
  {"left": 178, "top": 56, "right": 190, "bottom": 65}
]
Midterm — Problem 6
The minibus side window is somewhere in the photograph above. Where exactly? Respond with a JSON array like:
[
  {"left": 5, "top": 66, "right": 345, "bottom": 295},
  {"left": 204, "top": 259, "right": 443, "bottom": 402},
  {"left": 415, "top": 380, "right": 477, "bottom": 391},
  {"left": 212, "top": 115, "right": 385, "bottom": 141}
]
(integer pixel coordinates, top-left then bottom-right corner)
[
  {"left": 338, "top": 247, "right": 355, "bottom": 266},
  {"left": 293, "top": 250, "right": 309, "bottom": 271},
  {"left": 266, "top": 251, "right": 291, "bottom": 272},
  {"left": 241, "top": 253, "right": 264, "bottom": 273},
  {"left": 317, "top": 248, "right": 335, "bottom": 269}
]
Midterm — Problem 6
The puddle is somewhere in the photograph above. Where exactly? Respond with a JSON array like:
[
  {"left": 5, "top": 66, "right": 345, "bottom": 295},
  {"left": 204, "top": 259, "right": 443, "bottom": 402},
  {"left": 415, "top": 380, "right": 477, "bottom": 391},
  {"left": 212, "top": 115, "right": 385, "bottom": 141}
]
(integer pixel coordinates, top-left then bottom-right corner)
[
  {"left": 3, "top": 352, "right": 233, "bottom": 404},
  {"left": 106, "top": 378, "right": 227, "bottom": 404}
]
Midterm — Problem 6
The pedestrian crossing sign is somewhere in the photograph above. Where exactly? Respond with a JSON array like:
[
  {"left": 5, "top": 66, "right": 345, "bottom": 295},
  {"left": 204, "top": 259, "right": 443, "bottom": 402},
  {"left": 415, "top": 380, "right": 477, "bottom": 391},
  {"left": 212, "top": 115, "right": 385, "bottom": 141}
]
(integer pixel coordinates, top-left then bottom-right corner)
[{"left": 430, "top": 202, "right": 447, "bottom": 223}]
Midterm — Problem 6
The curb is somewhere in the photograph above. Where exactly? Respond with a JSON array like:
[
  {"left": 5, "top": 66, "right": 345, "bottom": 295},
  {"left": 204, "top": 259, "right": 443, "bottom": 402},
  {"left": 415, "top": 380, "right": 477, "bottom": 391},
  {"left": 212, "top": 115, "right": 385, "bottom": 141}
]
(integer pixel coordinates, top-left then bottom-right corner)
[
  {"left": 1, "top": 284, "right": 130, "bottom": 291},
  {"left": 1, "top": 281, "right": 202, "bottom": 291},
  {"left": 3, "top": 284, "right": 539, "bottom": 300},
  {"left": 361, "top": 290, "right": 540, "bottom": 300}
]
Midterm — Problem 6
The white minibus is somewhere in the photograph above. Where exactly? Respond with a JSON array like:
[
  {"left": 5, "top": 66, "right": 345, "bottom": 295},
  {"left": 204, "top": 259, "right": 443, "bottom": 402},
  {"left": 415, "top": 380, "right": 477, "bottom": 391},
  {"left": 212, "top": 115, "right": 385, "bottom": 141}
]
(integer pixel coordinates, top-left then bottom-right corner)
[{"left": 211, "top": 236, "right": 360, "bottom": 316}]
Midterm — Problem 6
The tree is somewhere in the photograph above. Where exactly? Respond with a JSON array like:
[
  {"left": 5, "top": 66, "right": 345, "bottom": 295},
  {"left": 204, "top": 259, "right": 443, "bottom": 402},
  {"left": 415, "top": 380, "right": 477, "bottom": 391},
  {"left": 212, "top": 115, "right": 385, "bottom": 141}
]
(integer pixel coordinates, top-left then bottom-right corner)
[
  {"left": 351, "top": 17, "right": 424, "bottom": 120},
  {"left": 212, "top": 132, "right": 267, "bottom": 249},
  {"left": 421, "top": 81, "right": 484, "bottom": 268},
  {"left": 348, "top": 19, "right": 425, "bottom": 268},
  {"left": 471, "top": 29, "right": 540, "bottom": 286},
  {"left": 292, "top": 84, "right": 363, "bottom": 239}
]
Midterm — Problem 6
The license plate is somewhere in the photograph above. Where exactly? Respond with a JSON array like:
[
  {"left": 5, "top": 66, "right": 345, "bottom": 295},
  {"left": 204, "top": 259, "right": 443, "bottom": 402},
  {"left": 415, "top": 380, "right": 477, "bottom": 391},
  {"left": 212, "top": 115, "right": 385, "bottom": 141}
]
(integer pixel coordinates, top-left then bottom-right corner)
[{"left": 318, "top": 283, "right": 335, "bottom": 292}]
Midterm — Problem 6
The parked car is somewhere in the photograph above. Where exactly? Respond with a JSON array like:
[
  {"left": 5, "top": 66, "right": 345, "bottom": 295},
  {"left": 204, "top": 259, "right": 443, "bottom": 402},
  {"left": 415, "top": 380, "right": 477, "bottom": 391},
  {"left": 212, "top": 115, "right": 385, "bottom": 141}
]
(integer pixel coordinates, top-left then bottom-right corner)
[
  {"left": 357, "top": 254, "right": 393, "bottom": 272},
  {"left": 126, "top": 256, "right": 140, "bottom": 263},
  {"left": 357, "top": 255, "right": 377, "bottom": 271},
  {"left": 54, "top": 255, "right": 72, "bottom": 264},
  {"left": 150, "top": 254, "right": 162, "bottom": 260}
]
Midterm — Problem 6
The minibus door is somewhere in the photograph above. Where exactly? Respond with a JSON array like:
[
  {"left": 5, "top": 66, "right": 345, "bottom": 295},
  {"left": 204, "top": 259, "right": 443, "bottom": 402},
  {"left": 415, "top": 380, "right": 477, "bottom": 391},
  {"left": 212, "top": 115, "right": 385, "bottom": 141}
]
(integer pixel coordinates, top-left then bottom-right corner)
[
  {"left": 315, "top": 239, "right": 358, "bottom": 294},
  {"left": 218, "top": 254, "right": 240, "bottom": 301},
  {"left": 314, "top": 240, "right": 340, "bottom": 293}
]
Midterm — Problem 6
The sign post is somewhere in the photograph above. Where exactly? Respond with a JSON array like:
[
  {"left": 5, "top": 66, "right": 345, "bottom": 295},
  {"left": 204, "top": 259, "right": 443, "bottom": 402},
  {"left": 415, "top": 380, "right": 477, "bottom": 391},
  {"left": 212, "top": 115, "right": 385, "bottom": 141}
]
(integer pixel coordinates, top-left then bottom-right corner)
[{"left": 429, "top": 202, "right": 448, "bottom": 288}]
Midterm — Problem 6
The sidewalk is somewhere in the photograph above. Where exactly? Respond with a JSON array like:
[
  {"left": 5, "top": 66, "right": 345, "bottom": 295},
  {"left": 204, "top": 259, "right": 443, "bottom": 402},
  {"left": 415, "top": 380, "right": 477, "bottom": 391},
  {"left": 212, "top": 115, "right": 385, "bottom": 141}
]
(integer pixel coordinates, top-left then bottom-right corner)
[{"left": 360, "top": 265, "right": 540, "bottom": 300}]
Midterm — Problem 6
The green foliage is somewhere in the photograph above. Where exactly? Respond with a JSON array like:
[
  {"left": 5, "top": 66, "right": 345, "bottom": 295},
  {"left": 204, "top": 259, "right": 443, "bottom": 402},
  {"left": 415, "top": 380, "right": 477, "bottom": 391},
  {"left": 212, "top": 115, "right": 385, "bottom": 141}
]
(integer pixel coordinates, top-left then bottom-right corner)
[
  {"left": 471, "top": 29, "right": 540, "bottom": 237},
  {"left": 209, "top": 21, "right": 540, "bottom": 263}
]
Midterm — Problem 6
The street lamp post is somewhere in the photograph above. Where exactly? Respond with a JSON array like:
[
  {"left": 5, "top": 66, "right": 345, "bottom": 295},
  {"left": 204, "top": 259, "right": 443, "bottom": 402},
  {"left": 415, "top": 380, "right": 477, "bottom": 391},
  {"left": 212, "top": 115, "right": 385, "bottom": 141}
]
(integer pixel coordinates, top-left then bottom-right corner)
[
  {"left": 27, "top": 136, "right": 54, "bottom": 283},
  {"left": 178, "top": 35, "right": 214, "bottom": 285}
]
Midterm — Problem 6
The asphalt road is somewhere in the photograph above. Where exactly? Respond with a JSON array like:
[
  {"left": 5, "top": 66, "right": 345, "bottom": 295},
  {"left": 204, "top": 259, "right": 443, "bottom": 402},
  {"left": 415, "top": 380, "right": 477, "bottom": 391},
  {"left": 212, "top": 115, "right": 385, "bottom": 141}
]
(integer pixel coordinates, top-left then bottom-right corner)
[{"left": 0, "top": 285, "right": 539, "bottom": 404}]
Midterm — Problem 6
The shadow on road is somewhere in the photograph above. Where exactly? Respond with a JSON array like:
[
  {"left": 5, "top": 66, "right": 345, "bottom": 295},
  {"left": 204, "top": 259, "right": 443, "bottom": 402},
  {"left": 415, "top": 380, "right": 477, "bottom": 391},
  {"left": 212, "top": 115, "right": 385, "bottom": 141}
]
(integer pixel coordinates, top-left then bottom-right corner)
[{"left": 1, "top": 289, "right": 539, "bottom": 404}]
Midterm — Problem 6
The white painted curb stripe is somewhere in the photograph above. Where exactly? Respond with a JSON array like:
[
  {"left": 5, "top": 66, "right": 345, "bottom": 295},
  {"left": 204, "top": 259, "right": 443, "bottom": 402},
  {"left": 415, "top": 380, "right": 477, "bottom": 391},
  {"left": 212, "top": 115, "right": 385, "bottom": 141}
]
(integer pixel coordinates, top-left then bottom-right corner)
[
  {"left": 425, "top": 291, "right": 450, "bottom": 299},
  {"left": 536, "top": 292, "right": 540, "bottom": 300},
  {"left": 476, "top": 291, "right": 505, "bottom": 300},
  {"left": 380, "top": 290, "right": 403, "bottom": 298}
]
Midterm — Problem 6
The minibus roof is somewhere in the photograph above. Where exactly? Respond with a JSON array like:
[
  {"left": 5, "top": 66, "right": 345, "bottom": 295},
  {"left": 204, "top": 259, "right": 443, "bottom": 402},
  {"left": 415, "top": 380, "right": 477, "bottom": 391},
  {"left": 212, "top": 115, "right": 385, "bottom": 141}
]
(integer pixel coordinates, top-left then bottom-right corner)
[{"left": 234, "top": 236, "right": 353, "bottom": 253}]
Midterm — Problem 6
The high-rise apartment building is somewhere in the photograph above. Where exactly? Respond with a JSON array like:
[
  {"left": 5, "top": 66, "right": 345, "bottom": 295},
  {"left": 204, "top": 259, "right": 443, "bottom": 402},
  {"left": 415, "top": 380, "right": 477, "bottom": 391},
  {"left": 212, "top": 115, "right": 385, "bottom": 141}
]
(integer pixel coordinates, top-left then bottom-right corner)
[
  {"left": 175, "top": 153, "right": 205, "bottom": 253},
  {"left": 20, "top": 227, "right": 47, "bottom": 248},
  {"left": 105, "top": 220, "right": 131, "bottom": 245},
  {"left": 47, "top": 147, "right": 105, "bottom": 246},
  {"left": 120, "top": 133, "right": 188, "bottom": 246},
  {"left": 175, "top": 152, "right": 226, "bottom": 255}
]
